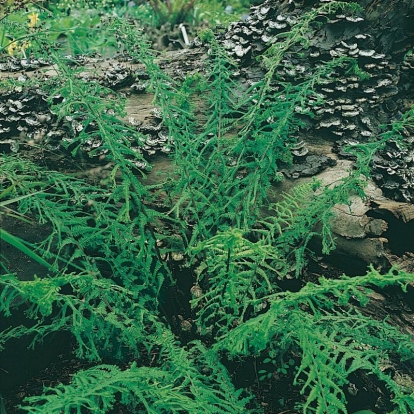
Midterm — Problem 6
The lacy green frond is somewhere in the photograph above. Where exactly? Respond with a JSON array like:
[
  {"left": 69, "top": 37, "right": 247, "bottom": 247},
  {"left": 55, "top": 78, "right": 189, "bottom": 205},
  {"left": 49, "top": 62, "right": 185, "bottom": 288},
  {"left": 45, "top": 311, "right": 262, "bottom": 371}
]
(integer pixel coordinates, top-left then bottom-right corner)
[
  {"left": 19, "top": 340, "right": 252, "bottom": 413},
  {"left": 191, "top": 228, "right": 283, "bottom": 337},
  {"left": 0, "top": 274, "right": 159, "bottom": 360},
  {"left": 1, "top": 3, "right": 413, "bottom": 414},
  {"left": 215, "top": 267, "right": 414, "bottom": 413}
]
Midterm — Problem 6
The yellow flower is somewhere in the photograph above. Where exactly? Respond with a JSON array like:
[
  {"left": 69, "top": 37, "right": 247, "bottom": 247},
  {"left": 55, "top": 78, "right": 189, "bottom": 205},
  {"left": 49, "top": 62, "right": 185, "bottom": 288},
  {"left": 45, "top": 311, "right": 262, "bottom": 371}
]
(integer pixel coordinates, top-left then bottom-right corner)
[
  {"left": 7, "top": 40, "right": 18, "bottom": 56},
  {"left": 27, "top": 12, "right": 39, "bottom": 28}
]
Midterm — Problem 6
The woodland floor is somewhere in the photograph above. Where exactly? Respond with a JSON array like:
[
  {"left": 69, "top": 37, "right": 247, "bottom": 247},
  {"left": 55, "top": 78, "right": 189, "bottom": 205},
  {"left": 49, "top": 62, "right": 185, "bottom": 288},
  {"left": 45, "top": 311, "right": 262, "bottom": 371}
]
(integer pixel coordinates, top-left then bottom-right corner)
[
  {"left": 3, "top": 262, "right": 414, "bottom": 413},
  {"left": 2, "top": 195, "right": 414, "bottom": 413}
]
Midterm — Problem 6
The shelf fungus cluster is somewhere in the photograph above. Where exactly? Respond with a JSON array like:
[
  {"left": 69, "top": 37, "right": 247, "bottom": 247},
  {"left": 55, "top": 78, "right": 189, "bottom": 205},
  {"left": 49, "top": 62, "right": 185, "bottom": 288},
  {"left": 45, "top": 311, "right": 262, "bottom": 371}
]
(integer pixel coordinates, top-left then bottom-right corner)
[
  {"left": 214, "top": 0, "right": 403, "bottom": 139},
  {"left": 282, "top": 153, "right": 337, "bottom": 179},
  {"left": 0, "top": 0, "right": 413, "bottom": 201},
  {"left": 128, "top": 108, "right": 173, "bottom": 156},
  {"left": 103, "top": 64, "right": 134, "bottom": 89},
  {"left": 54, "top": 105, "right": 172, "bottom": 166},
  {"left": 0, "top": 57, "right": 49, "bottom": 72},
  {"left": 210, "top": 0, "right": 414, "bottom": 200},
  {"left": 0, "top": 87, "right": 61, "bottom": 153},
  {"left": 310, "top": 35, "right": 400, "bottom": 141},
  {"left": 371, "top": 137, "right": 414, "bottom": 202},
  {"left": 0, "top": 60, "right": 170, "bottom": 163},
  {"left": 213, "top": 3, "right": 298, "bottom": 62}
]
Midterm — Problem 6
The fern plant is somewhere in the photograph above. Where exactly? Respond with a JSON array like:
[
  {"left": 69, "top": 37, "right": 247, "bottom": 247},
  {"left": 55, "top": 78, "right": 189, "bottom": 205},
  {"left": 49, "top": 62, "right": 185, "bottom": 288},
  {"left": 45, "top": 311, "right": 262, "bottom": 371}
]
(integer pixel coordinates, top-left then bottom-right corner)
[
  {"left": 18, "top": 342, "right": 252, "bottom": 413},
  {"left": 0, "top": 183, "right": 52, "bottom": 270},
  {"left": 0, "top": 273, "right": 252, "bottom": 412},
  {"left": 190, "top": 228, "right": 282, "bottom": 337},
  {"left": 113, "top": 8, "right": 362, "bottom": 247},
  {"left": 0, "top": 20, "right": 253, "bottom": 413},
  {"left": 348, "top": 104, "right": 414, "bottom": 177},
  {"left": 189, "top": 173, "right": 367, "bottom": 338},
  {"left": 215, "top": 266, "right": 414, "bottom": 413},
  {"left": 1, "top": 1, "right": 414, "bottom": 413}
]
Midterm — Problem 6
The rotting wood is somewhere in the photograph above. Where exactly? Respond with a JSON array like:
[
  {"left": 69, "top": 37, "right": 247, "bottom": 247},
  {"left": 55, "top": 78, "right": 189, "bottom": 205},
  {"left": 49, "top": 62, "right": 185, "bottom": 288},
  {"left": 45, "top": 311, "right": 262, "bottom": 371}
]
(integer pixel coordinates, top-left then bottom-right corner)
[{"left": 0, "top": 0, "right": 414, "bottom": 273}]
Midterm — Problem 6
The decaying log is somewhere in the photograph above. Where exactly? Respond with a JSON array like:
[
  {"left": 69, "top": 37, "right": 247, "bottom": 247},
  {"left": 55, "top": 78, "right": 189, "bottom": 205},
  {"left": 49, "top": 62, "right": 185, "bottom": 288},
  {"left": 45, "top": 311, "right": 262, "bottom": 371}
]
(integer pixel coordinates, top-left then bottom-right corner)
[
  {"left": 0, "top": 0, "right": 414, "bottom": 273},
  {"left": 274, "top": 158, "right": 414, "bottom": 274}
]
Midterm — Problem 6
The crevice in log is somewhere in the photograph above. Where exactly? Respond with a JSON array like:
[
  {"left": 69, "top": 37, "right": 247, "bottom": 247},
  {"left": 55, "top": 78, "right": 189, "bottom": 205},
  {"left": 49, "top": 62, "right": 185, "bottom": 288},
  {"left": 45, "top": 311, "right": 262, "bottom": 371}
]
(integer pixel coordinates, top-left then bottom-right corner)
[{"left": 367, "top": 208, "right": 414, "bottom": 255}]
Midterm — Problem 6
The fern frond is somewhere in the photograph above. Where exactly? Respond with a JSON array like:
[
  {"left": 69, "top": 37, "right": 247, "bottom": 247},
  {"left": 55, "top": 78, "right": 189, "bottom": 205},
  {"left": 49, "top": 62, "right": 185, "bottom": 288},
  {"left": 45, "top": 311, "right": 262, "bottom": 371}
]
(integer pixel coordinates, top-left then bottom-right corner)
[
  {"left": 19, "top": 338, "right": 252, "bottom": 413},
  {"left": 191, "top": 228, "right": 283, "bottom": 337},
  {"left": 215, "top": 267, "right": 414, "bottom": 413},
  {"left": 0, "top": 274, "right": 158, "bottom": 360}
]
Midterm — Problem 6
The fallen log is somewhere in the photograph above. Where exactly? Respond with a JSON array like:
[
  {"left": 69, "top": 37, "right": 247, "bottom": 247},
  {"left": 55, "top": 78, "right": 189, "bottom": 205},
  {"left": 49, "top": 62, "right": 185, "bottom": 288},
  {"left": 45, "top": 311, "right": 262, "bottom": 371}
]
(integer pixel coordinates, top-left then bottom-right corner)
[{"left": 0, "top": 0, "right": 413, "bottom": 273}]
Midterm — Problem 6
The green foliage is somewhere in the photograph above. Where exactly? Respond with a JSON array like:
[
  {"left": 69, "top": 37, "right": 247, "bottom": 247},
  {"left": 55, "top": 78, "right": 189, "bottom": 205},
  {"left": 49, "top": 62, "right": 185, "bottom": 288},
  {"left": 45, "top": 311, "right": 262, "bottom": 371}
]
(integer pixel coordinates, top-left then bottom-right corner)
[
  {"left": 351, "top": 411, "right": 376, "bottom": 414},
  {"left": 0, "top": 2, "right": 117, "bottom": 57},
  {"left": 0, "top": 394, "right": 5, "bottom": 414},
  {"left": 189, "top": 177, "right": 364, "bottom": 337},
  {"left": 116, "top": 21, "right": 363, "bottom": 249},
  {"left": 258, "top": 173, "right": 366, "bottom": 274},
  {"left": 148, "top": 0, "right": 197, "bottom": 26},
  {"left": 1, "top": 1, "right": 414, "bottom": 413},
  {"left": 215, "top": 267, "right": 414, "bottom": 413},
  {"left": 46, "top": 12, "right": 117, "bottom": 55},
  {"left": 0, "top": 272, "right": 251, "bottom": 411},
  {"left": 346, "top": 104, "right": 414, "bottom": 177},
  {"left": 261, "top": 2, "right": 362, "bottom": 71},
  {"left": 19, "top": 341, "right": 251, "bottom": 413},
  {"left": 191, "top": 228, "right": 281, "bottom": 337},
  {"left": 0, "top": 228, "right": 51, "bottom": 269},
  {"left": 0, "top": 273, "right": 155, "bottom": 359}
]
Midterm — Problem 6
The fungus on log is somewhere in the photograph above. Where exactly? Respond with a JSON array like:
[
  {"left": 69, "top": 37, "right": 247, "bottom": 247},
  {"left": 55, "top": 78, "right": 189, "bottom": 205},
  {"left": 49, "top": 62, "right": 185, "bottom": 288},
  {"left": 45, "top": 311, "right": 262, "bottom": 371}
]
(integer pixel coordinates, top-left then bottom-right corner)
[
  {"left": 0, "top": 0, "right": 414, "bottom": 271},
  {"left": 210, "top": 0, "right": 414, "bottom": 201}
]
